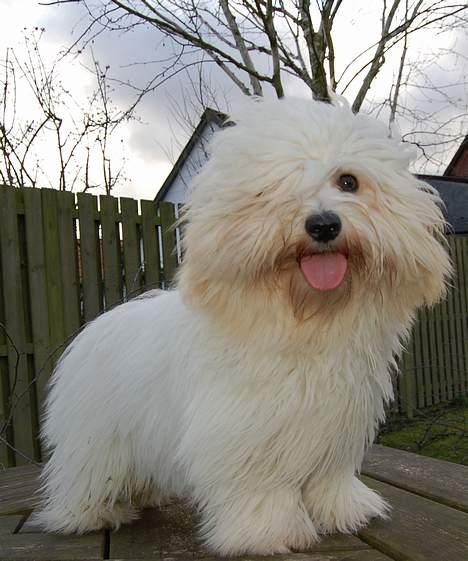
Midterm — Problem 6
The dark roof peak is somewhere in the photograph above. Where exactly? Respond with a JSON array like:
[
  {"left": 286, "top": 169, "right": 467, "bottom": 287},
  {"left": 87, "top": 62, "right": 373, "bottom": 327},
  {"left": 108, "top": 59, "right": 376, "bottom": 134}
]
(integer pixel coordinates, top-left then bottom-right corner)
[{"left": 155, "top": 107, "right": 229, "bottom": 203}]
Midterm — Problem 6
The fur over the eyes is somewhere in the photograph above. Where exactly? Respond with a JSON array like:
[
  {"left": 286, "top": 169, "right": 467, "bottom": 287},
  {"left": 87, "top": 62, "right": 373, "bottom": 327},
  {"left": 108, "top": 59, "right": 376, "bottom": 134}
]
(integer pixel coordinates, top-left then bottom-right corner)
[{"left": 178, "top": 98, "right": 451, "bottom": 346}]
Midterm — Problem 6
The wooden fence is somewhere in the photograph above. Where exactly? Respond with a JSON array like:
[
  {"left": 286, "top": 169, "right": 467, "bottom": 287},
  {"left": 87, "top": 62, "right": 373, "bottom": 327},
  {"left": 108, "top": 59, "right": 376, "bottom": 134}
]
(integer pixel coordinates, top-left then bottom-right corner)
[
  {"left": 0, "top": 186, "right": 180, "bottom": 467},
  {"left": 398, "top": 234, "right": 468, "bottom": 417},
  {"left": 0, "top": 185, "right": 467, "bottom": 466}
]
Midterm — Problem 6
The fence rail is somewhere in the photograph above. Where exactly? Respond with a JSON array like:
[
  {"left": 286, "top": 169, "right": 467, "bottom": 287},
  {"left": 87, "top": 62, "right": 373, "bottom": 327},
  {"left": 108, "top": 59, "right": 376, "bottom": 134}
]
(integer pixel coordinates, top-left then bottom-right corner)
[{"left": 0, "top": 185, "right": 467, "bottom": 466}]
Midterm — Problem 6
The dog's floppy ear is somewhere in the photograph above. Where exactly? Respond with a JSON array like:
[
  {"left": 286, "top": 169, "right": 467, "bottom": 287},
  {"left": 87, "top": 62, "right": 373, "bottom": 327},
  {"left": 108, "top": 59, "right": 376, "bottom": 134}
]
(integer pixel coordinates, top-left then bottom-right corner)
[{"left": 415, "top": 180, "right": 452, "bottom": 307}]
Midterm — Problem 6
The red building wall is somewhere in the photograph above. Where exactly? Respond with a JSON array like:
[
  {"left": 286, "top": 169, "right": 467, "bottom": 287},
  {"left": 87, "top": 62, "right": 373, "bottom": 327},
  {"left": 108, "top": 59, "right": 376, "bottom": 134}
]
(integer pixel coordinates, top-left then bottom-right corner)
[{"left": 445, "top": 136, "right": 468, "bottom": 178}]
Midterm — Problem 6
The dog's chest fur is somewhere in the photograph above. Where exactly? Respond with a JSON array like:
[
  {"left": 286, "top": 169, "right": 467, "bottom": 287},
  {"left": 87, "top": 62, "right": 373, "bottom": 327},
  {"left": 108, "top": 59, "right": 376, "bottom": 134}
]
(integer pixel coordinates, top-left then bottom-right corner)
[{"left": 178, "top": 316, "right": 396, "bottom": 492}]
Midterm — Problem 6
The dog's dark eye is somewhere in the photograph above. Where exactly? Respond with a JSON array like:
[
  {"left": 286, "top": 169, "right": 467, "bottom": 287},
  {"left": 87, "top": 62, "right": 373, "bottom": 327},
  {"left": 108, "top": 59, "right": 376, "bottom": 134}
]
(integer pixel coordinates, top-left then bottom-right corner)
[{"left": 338, "top": 174, "right": 359, "bottom": 193}]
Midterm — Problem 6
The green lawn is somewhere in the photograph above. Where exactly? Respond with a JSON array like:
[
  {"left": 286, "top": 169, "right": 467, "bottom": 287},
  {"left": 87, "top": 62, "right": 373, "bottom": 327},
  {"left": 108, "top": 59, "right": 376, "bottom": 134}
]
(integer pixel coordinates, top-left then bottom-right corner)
[{"left": 379, "top": 401, "right": 468, "bottom": 466}]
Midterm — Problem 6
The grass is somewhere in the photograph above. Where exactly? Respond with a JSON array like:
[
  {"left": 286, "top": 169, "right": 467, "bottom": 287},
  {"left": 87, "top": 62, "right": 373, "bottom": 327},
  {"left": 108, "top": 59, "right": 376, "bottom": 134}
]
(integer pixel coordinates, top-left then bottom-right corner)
[{"left": 378, "top": 401, "right": 468, "bottom": 466}]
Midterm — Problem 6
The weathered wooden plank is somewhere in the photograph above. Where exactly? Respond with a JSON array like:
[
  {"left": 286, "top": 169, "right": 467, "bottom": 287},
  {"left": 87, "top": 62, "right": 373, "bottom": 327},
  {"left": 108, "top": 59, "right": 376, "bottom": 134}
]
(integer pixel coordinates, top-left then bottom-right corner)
[
  {"left": 23, "top": 189, "right": 50, "bottom": 424},
  {"left": 158, "top": 202, "right": 178, "bottom": 287},
  {"left": 57, "top": 191, "right": 81, "bottom": 339},
  {"left": 0, "top": 465, "right": 39, "bottom": 489},
  {"left": 0, "top": 514, "right": 24, "bottom": 535},
  {"left": 159, "top": 552, "right": 393, "bottom": 561},
  {"left": 0, "top": 357, "right": 12, "bottom": 466},
  {"left": 0, "top": 531, "right": 104, "bottom": 560},
  {"left": 460, "top": 236, "right": 468, "bottom": 315},
  {"left": 453, "top": 236, "right": 467, "bottom": 395},
  {"left": 0, "top": 229, "right": 10, "bottom": 467},
  {"left": 418, "top": 308, "right": 433, "bottom": 407},
  {"left": 460, "top": 236, "right": 468, "bottom": 394},
  {"left": 359, "top": 476, "right": 468, "bottom": 561},
  {"left": 452, "top": 236, "right": 466, "bottom": 397},
  {"left": 110, "top": 503, "right": 371, "bottom": 559},
  {"left": 400, "top": 341, "right": 416, "bottom": 418},
  {"left": 0, "top": 191, "right": 14, "bottom": 466},
  {"left": 425, "top": 306, "right": 439, "bottom": 404},
  {"left": 439, "top": 275, "right": 454, "bottom": 400},
  {"left": 0, "top": 481, "right": 39, "bottom": 515},
  {"left": 0, "top": 187, "right": 35, "bottom": 466},
  {"left": 411, "top": 312, "right": 425, "bottom": 409},
  {"left": 110, "top": 505, "right": 200, "bottom": 559},
  {"left": 432, "top": 296, "right": 446, "bottom": 402},
  {"left": 77, "top": 193, "right": 102, "bottom": 323},
  {"left": 446, "top": 239, "right": 461, "bottom": 398},
  {"left": 0, "top": 462, "right": 40, "bottom": 481},
  {"left": 140, "top": 199, "right": 161, "bottom": 292},
  {"left": 120, "top": 197, "right": 141, "bottom": 299},
  {"left": 100, "top": 195, "right": 123, "bottom": 310},
  {"left": 41, "top": 189, "right": 66, "bottom": 362},
  {"left": 362, "top": 445, "right": 468, "bottom": 512},
  {"left": 0, "top": 463, "right": 40, "bottom": 515}
]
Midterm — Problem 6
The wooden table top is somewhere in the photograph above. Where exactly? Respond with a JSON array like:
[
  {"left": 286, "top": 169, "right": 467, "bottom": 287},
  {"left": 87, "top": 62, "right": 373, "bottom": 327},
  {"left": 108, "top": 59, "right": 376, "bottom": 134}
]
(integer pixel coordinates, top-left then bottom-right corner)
[{"left": 1, "top": 445, "right": 467, "bottom": 561}]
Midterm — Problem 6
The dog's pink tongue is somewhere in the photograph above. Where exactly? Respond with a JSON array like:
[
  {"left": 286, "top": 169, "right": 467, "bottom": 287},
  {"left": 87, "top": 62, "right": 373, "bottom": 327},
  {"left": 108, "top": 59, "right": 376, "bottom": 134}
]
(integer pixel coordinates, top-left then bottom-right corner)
[{"left": 300, "top": 253, "right": 348, "bottom": 291}]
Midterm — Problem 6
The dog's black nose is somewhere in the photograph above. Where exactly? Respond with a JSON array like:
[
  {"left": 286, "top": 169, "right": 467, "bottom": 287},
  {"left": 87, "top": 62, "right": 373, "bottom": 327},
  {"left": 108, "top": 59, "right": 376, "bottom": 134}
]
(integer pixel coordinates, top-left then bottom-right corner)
[{"left": 305, "top": 212, "right": 342, "bottom": 243}]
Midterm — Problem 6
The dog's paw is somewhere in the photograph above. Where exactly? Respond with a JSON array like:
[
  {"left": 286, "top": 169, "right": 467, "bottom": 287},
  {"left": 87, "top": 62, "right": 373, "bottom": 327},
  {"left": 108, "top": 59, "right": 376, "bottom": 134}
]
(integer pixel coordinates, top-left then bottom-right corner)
[
  {"left": 305, "top": 475, "right": 389, "bottom": 535},
  {"left": 33, "top": 502, "right": 139, "bottom": 534},
  {"left": 200, "top": 488, "right": 318, "bottom": 555}
]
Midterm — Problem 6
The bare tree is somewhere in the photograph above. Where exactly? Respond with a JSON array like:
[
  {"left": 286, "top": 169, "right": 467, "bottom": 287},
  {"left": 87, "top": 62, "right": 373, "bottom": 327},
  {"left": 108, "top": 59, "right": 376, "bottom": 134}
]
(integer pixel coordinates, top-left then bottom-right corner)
[
  {"left": 0, "top": 30, "right": 133, "bottom": 192},
  {"left": 85, "top": 52, "right": 130, "bottom": 193},
  {"left": 40, "top": 1, "right": 468, "bottom": 172},
  {"left": 43, "top": 1, "right": 468, "bottom": 104}
]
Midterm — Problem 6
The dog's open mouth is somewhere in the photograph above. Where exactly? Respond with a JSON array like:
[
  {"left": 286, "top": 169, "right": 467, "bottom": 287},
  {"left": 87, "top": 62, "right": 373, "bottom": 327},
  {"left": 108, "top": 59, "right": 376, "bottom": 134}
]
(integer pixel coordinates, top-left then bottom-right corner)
[{"left": 300, "top": 252, "right": 348, "bottom": 291}]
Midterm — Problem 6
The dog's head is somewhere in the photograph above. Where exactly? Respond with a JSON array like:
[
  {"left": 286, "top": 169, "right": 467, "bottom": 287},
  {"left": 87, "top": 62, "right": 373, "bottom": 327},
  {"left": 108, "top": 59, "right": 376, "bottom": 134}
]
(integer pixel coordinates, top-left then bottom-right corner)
[{"left": 178, "top": 98, "right": 451, "bottom": 332}]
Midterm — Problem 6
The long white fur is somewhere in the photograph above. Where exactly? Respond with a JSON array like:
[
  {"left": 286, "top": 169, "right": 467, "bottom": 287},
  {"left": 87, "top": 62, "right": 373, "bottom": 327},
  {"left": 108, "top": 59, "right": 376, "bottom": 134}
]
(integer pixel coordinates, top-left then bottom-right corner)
[{"left": 35, "top": 98, "right": 451, "bottom": 556}]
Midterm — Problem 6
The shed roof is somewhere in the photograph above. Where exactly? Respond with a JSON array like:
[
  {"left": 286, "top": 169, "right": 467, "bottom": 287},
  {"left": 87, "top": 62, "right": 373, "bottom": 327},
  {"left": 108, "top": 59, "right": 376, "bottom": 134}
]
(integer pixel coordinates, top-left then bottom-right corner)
[
  {"left": 154, "top": 108, "right": 227, "bottom": 203},
  {"left": 421, "top": 174, "right": 468, "bottom": 233}
]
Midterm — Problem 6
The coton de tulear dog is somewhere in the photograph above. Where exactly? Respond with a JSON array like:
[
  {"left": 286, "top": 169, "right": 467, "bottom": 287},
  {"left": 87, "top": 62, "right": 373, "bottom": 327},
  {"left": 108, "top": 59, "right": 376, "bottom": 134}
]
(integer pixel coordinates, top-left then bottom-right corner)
[{"left": 36, "top": 98, "right": 450, "bottom": 556}]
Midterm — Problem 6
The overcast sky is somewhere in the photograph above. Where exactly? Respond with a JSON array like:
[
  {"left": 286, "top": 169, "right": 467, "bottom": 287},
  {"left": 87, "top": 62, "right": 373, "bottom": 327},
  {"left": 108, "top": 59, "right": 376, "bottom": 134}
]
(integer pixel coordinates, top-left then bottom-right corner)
[{"left": 1, "top": 1, "right": 467, "bottom": 199}]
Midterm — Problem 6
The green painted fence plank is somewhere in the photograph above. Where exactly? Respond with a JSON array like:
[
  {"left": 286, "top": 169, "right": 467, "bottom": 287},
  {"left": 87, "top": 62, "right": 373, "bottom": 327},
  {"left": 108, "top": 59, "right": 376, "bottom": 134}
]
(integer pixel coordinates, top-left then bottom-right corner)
[
  {"left": 432, "top": 299, "right": 446, "bottom": 403},
  {"left": 77, "top": 193, "right": 102, "bottom": 323},
  {"left": 439, "top": 275, "right": 454, "bottom": 400},
  {"left": 426, "top": 306, "right": 440, "bottom": 404},
  {"left": 419, "top": 308, "right": 433, "bottom": 407},
  {"left": 0, "top": 357, "right": 12, "bottom": 466},
  {"left": 412, "top": 311, "right": 425, "bottom": 409},
  {"left": 460, "top": 237, "right": 468, "bottom": 394},
  {"left": 140, "top": 200, "right": 161, "bottom": 292},
  {"left": 23, "top": 189, "right": 50, "bottom": 458},
  {"left": 0, "top": 187, "right": 35, "bottom": 465},
  {"left": 100, "top": 195, "right": 122, "bottom": 310},
  {"left": 400, "top": 347, "right": 416, "bottom": 418},
  {"left": 120, "top": 197, "right": 141, "bottom": 300},
  {"left": 446, "top": 239, "right": 461, "bottom": 398},
  {"left": 453, "top": 237, "right": 467, "bottom": 395},
  {"left": 41, "top": 189, "right": 66, "bottom": 365},
  {"left": 159, "top": 202, "right": 178, "bottom": 287},
  {"left": 57, "top": 192, "right": 80, "bottom": 339},
  {"left": 0, "top": 187, "right": 13, "bottom": 466}
]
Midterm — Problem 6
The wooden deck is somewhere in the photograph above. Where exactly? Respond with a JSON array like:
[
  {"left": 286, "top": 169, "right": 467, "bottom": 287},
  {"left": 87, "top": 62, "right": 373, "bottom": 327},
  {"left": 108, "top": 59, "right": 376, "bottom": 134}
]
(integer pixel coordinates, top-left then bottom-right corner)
[{"left": 1, "top": 445, "right": 467, "bottom": 561}]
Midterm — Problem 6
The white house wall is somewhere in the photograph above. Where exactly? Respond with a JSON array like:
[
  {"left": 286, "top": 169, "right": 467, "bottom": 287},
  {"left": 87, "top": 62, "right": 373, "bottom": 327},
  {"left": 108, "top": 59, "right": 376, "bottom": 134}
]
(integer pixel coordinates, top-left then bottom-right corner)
[{"left": 162, "top": 122, "right": 221, "bottom": 204}]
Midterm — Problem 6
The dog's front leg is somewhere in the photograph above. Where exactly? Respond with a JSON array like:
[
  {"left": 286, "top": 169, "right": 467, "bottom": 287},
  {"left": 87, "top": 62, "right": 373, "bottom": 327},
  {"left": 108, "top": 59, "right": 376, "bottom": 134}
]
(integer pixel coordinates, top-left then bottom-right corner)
[
  {"left": 302, "top": 471, "right": 389, "bottom": 535},
  {"left": 197, "top": 485, "right": 318, "bottom": 556}
]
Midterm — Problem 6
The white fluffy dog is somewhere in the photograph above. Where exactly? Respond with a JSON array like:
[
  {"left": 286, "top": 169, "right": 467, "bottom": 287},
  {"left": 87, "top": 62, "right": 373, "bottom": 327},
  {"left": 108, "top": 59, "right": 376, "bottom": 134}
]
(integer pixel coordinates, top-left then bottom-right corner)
[{"left": 36, "top": 98, "right": 450, "bottom": 555}]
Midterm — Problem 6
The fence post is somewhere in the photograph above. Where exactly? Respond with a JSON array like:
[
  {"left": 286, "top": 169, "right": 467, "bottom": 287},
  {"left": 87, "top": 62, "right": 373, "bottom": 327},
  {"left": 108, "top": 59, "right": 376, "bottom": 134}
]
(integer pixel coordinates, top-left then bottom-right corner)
[{"left": 159, "top": 202, "right": 178, "bottom": 287}]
